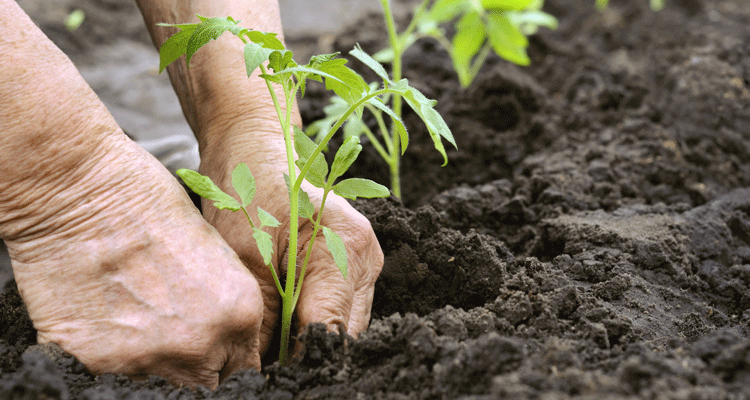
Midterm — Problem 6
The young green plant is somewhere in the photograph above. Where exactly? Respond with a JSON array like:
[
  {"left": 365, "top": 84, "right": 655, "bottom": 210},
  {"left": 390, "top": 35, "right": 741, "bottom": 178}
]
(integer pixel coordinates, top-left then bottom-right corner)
[
  {"left": 157, "top": 15, "right": 454, "bottom": 365},
  {"left": 308, "top": 0, "right": 556, "bottom": 197}
]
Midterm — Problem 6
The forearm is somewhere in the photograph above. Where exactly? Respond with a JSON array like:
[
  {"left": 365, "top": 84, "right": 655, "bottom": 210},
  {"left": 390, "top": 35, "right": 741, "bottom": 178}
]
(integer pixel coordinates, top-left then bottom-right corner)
[
  {"left": 0, "top": 0, "right": 119, "bottom": 239},
  {"left": 135, "top": 0, "right": 302, "bottom": 166}
]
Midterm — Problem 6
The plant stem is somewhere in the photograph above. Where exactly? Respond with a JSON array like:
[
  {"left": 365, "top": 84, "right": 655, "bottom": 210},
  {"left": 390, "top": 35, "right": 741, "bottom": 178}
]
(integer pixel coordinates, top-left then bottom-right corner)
[
  {"left": 293, "top": 188, "right": 330, "bottom": 307},
  {"left": 296, "top": 88, "right": 399, "bottom": 187},
  {"left": 380, "top": 0, "right": 404, "bottom": 198},
  {"left": 257, "top": 63, "right": 299, "bottom": 365}
]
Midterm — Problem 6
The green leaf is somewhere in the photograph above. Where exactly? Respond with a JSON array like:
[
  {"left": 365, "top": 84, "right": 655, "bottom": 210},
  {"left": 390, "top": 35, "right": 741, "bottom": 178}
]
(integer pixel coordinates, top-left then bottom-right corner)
[
  {"left": 185, "top": 16, "right": 242, "bottom": 66},
  {"left": 272, "top": 65, "right": 344, "bottom": 85},
  {"left": 481, "top": 0, "right": 533, "bottom": 10},
  {"left": 350, "top": 45, "right": 390, "bottom": 83},
  {"left": 452, "top": 11, "right": 486, "bottom": 86},
  {"left": 252, "top": 228, "right": 274, "bottom": 266},
  {"left": 366, "top": 97, "right": 409, "bottom": 154},
  {"left": 329, "top": 136, "right": 362, "bottom": 183},
  {"left": 257, "top": 207, "right": 281, "bottom": 228},
  {"left": 268, "top": 50, "right": 295, "bottom": 72},
  {"left": 177, "top": 169, "right": 241, "bottom": 210},
  {"left": 506, "top": 10, "right": 558, "bottom": 35},
  {"left": 322, "top": 227, "right": 348, "bottom": 279},
  {"left": 428, "top": 0, "right": 467, "bottom": 23},
  {"left": 294, "top": 126, "right": 328, "bottom": 188},
  {"left": 400, "top": 86, "right": 457, "bottom": 166},
  {"left": 305, "top": 95, "right": 351, "bottom": 143},
  {"left": 244, "top": 30, "right": 285, "bottom": 50},
  {"left": 308, "top": 52, "right": 341, "bottom": 65},
  {"left": 342, "top": 117, "right": 367, "bottom": 140},
  {"left": 485, "top": 12, "right": 531, "bottom": 66},
  {"left": 231, "top": 163, "right": 256, "bottom": 207},
  {"left": 333, "top": 178, "right": 390, "bottom": 200},
  {"left": 244, "top": 42, "right": 275, "bottom": 76},
  {"left": 158, "top": 24, "right": 197, "bottom": 73},
  {"left": 259, "top": 73, "right": 285, "bottom": 85},
  {"left": 313, "top": 59, "right": 370, "bottom": 106},
  {"left": 298, "top": 188, "right": 315, "bottom": 220}
]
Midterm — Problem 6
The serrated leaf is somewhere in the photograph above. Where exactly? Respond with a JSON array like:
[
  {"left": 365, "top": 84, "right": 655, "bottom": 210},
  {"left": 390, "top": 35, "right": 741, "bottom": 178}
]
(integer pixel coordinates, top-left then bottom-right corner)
[
  {"left": 259, "top": 73, "right": 285, "bottom": 85},
  {"left": 252, "top": 228, "right": 274, "bottom": 266},
  {"left": 244, "top": 42, "right": 275, "bottom": 76},
  {"left": 401, "top": 87, "right": 456, "bottom": 166},
  {"left": 231, "top": 163, "right": 255, "bottom": 207},
  {"left": 244, "top": 30, "right": 285, "bottom": 50},
  {"left": 185, "top": 16, "right": 242, "bottom": 66},
  {"left": 177, "top": 169, "right": 241, "bottom": 210},
  {"left": 314, "top": 59, "right": 370, "bottom": 106},
  {"left": 322, "top": 227, "right": 348, "bottom": 279},
  {"left": 158, "top": 25, "right": 197, "bottom": 73},
  {"left": 485, "top": 12, "right": 530, "bottom": 66},
  {"left": 350, "top": 45, "right": 390, "bottom": 83},
  {"left": 481, "top": 0, "right": 533, "bottom": 10},
  {"left": 298, "top": 188, "right": 315, "bottom": 220},
  {"left": 294, "top": 126, "right": 328, "bottom": 188},
  {"left": 333, "top": 178, "right": 390, "bottom": 200},
  {"left": 268, "top": 50, "right": 295, "bottom": 72},
  {"left": 366, "top": 97, "right": 409, "bottom": 154},
  {"left": 329, "top": 136, "right": 362, "bottom": 183},
  {"left": 257, "top": 207, "right": 281, "bottom": 228}
]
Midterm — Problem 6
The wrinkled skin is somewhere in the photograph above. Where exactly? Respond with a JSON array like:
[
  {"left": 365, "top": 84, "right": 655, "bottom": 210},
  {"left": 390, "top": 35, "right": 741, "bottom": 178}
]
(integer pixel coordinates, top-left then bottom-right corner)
[{"left": 0, "top": 0, "right": 383, "bottom": 389}]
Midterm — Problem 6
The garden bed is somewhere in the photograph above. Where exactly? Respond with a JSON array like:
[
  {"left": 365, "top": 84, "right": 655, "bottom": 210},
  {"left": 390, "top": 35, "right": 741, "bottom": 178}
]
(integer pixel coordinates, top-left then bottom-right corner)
[{"left": 3, "top": 0, "right": 750, "bottom": 398}]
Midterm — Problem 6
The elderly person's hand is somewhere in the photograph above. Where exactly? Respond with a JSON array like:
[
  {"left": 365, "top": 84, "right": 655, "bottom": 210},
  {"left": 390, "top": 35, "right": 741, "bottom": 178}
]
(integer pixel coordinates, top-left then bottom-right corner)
[
  {"left": 1, "top": 0, "right": 265, "bottom": 388},
  {"left": 137, "top": 0, "right": 384, "bottom": 357}
]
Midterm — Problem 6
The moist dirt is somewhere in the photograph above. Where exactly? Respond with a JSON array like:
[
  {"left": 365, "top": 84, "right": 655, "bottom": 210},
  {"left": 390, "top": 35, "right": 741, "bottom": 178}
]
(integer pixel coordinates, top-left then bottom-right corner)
[{"left": 3, "top": 0, "right": 750, "bottom": 398}]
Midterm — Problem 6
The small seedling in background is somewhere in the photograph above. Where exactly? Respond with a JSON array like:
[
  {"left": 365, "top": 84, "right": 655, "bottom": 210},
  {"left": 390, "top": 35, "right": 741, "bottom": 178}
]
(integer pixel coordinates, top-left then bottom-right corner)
[
  {"left": 157, "top": 15, "right": 454, "bottom": 365},
  {"left": 65, "top": 9, "right": 85, "bottom": 32},
  {"left": 308, "top": 0, "right": 556, "bottom": 197}
]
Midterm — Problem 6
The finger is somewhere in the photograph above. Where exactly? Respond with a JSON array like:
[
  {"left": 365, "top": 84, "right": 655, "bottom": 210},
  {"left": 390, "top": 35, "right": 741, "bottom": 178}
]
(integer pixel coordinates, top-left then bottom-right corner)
[
  {"left": 345, "top": 229, "right": 383, "bottom": 336},
  {"left": 245, "top": 271, "right": 281, "bottom": 358},
  {"left": 209, "top": 206, "right": 283, "bottom": 359},
  {"left": 294, "top": 206, "right": 383, "bottom": 338},
  {"left": 294, "top": 246, "right": 355, "bottom": 334}
]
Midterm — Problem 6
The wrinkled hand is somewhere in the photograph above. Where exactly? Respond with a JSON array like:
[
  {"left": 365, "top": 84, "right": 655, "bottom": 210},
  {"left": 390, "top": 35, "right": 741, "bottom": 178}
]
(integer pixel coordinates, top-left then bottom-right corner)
[
  {"left": 5, "top": 130, "right": 266, "bottom": 389},
  {"left": 1, "top": 0, "right": 269, "bottom": 387}
]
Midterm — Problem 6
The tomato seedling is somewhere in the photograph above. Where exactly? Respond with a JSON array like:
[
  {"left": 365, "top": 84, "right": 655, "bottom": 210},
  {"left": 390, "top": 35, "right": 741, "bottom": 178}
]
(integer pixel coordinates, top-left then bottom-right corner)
[
  {"left": 308, "top": 0, "right": 555, "bottom": 197},
  {"left": 157, "top": 15, "right": 454, "bottom": 365}
]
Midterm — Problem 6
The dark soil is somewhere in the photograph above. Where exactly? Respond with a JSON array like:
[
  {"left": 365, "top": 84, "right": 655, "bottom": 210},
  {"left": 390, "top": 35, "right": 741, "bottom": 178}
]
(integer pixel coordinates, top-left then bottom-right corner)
[{"left": 3, "top": 0, "right": 750, "bottom": 398}]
